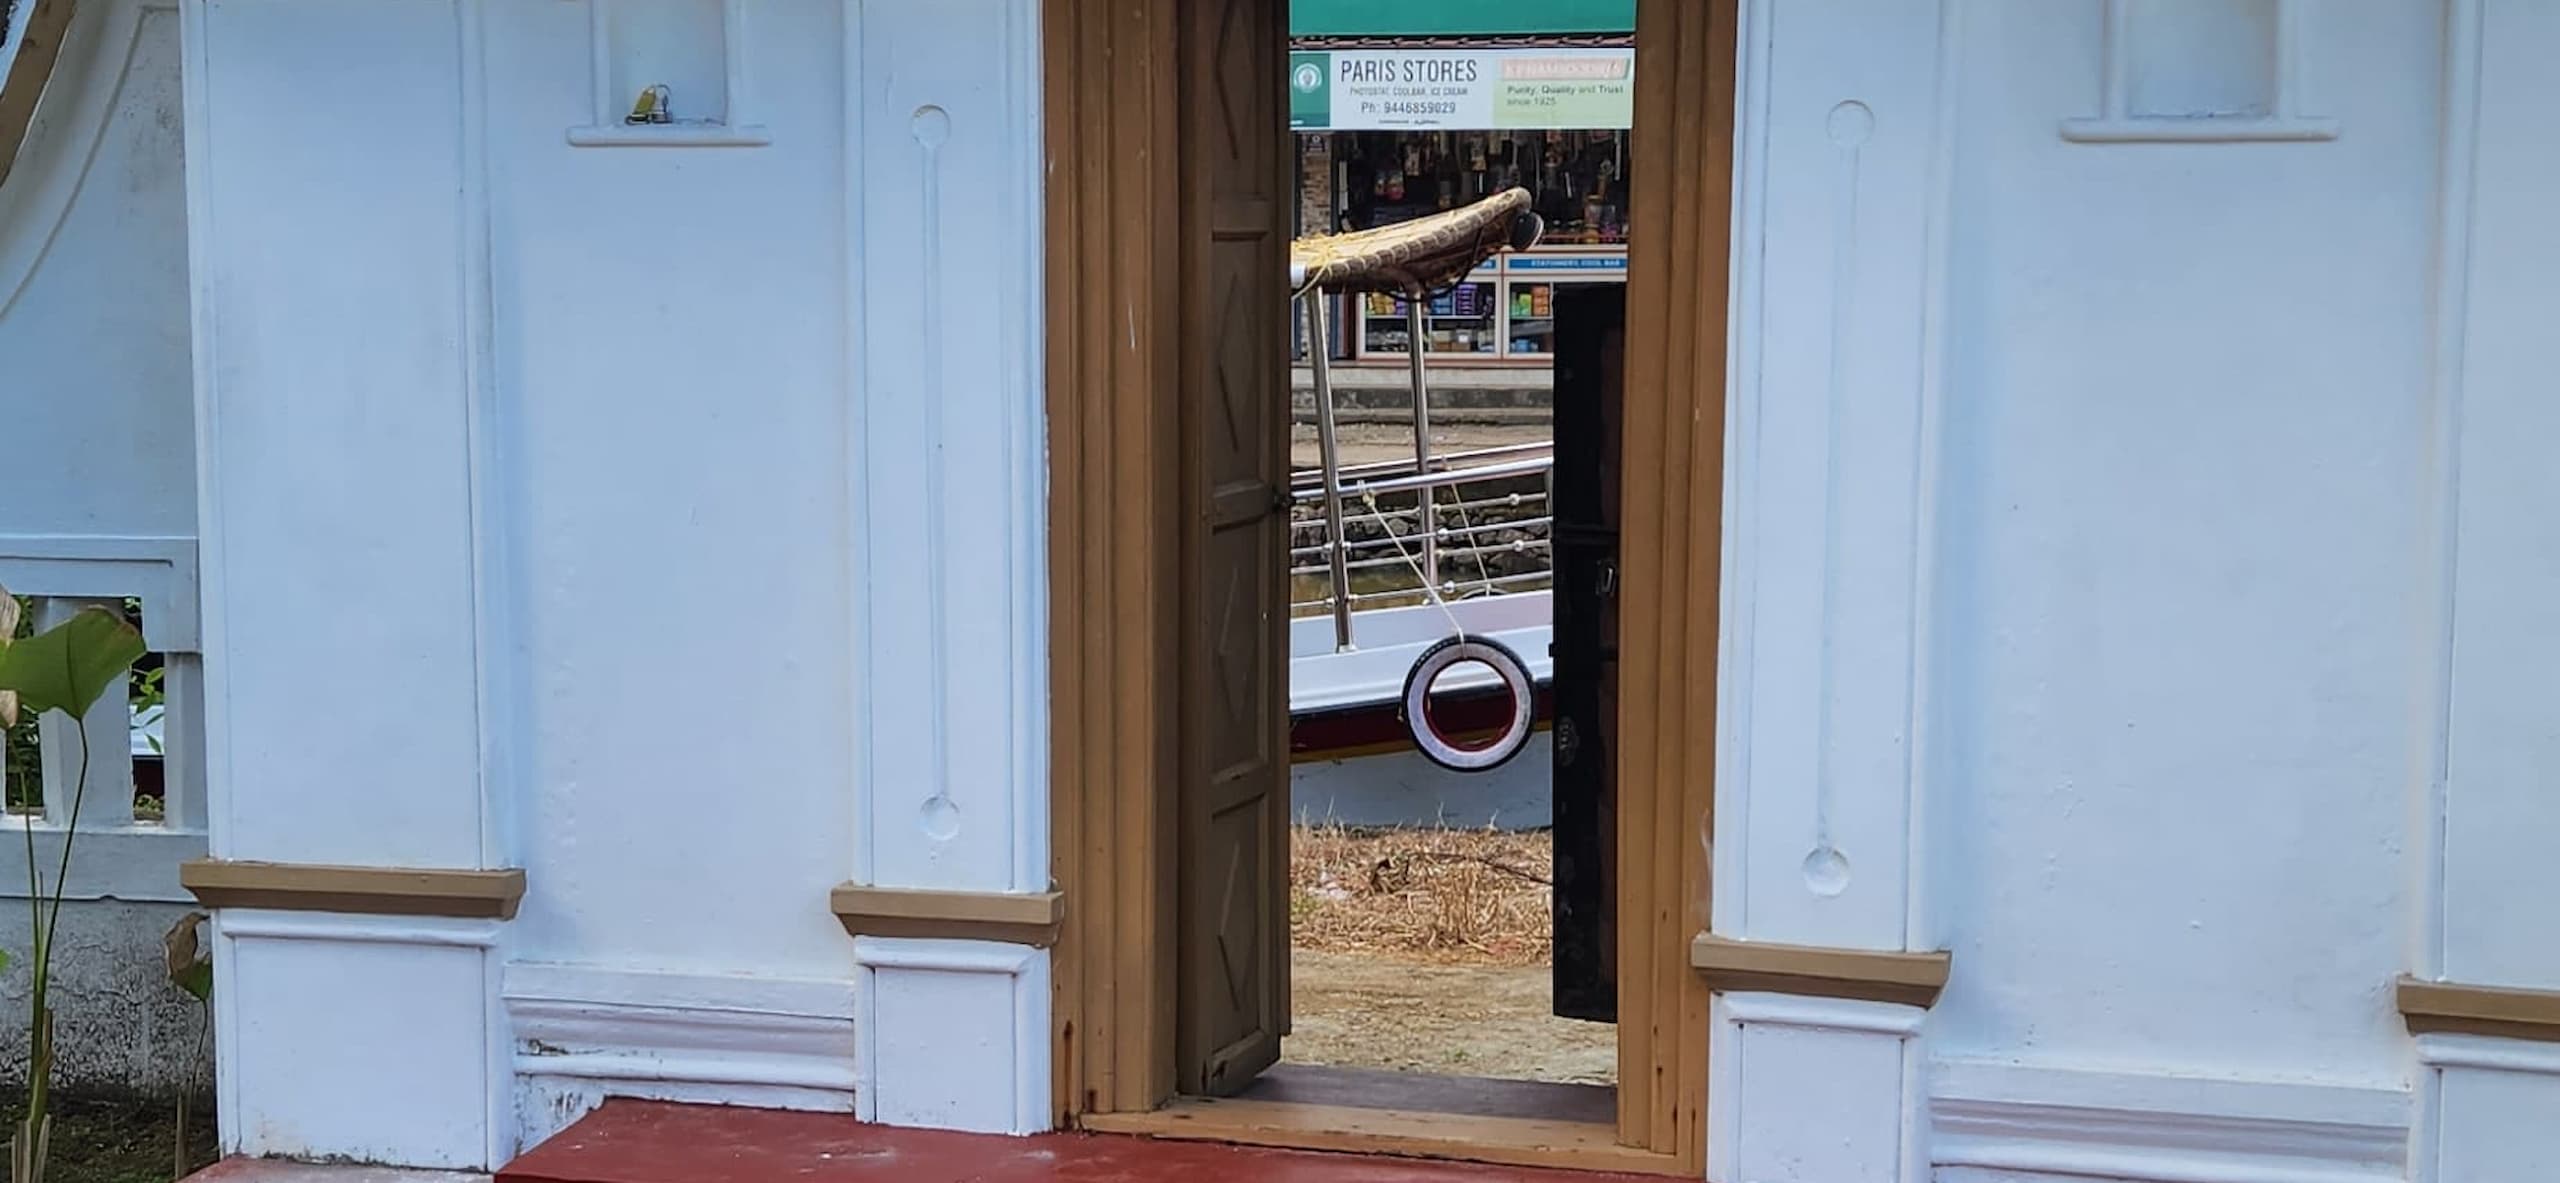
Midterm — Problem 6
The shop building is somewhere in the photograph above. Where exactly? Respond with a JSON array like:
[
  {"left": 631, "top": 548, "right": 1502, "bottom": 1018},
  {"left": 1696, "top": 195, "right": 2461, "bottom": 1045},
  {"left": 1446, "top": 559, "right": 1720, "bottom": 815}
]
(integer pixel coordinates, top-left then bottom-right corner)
[{"left": 1291, "top": 1, "right": 1633, "bottom": 366}]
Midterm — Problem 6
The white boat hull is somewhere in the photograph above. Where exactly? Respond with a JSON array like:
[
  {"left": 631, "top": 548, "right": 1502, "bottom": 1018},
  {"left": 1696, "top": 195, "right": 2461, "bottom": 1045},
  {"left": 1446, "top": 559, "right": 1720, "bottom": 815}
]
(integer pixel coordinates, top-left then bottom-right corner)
[
  {"left": 1287, "top": 592, "right": 1554, "bottom": 831},
  {"left": 1288, "top": 592, "right": 1553, "bottom": 717}
]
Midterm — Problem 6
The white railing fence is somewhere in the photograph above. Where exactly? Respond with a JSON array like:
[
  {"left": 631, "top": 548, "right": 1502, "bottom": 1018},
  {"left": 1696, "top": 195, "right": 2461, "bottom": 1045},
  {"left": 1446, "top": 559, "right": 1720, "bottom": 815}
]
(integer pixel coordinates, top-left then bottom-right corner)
[
  {"left": 0, "top": 540, "right": 208, "bottom": 901},
  {"left": 20, "top": 598, "right": 205, "bottom": 833},
  {"left": 0, "top": 540, "right": 211, "bottom": 1098}
]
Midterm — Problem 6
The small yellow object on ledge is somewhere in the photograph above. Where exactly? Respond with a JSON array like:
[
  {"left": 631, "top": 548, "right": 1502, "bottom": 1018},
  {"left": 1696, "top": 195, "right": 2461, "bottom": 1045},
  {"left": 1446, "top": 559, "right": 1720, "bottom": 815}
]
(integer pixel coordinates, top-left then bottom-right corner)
[{"left": 625, "top": 83, "right": 672, "bottom": 125}]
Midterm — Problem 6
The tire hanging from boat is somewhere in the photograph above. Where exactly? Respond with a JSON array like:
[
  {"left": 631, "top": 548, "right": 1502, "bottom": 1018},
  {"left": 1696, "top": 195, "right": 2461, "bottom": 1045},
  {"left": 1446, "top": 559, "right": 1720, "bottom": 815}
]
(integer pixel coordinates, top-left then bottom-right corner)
[{"left": 1399, "top": 634, "right": 1537, "bottom": 773}]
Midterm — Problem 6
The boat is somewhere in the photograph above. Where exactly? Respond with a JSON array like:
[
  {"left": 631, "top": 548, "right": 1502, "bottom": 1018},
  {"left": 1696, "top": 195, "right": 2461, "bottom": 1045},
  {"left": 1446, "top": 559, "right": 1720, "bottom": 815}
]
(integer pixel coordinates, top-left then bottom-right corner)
[{"left": 1286, "top": 189, "right": 1557, "bottom": 794}]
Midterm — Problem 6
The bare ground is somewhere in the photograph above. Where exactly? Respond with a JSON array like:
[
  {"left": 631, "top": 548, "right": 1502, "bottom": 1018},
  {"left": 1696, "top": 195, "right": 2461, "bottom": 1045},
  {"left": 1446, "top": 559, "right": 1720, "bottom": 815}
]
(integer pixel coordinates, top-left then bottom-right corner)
[
  {"left": 1287, "top": 825, "right": 1612, "bottom": 1085},
  {"left": 1286, "top": 950, "right": 1615, "bottom": 1085}
]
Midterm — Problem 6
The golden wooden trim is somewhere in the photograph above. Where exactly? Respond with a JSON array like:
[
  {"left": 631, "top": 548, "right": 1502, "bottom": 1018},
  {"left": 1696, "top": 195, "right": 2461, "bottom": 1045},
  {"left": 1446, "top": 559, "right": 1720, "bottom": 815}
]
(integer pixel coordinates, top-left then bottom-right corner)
[
  {"left": 1046, "top": 0, "right": 1737, "bottom": 1161},
  {"left": 1046, "top": 0, "right": 1184, "bottom": 1121},
  {"left": 1691, "top": 935, "right": 1952, "bottom": 1009},
  {"left": 1084, "top": 1098, "right": 1690, "bottom": 1178},
  {"left": 1612, "top": 0, "right": 1736, "bottom": 1170},
  {"left": 2399, "top": 975, "right": 2560, "bottom": 1042},
  {"left": 179, "top": 859, "right": 525, "bottom": 920},
  {"left": 0, "top": 0, "right": 75, "bottom": 191},
  {"left": 830, "top": 885, "right": 1064, "bottom": 948}
]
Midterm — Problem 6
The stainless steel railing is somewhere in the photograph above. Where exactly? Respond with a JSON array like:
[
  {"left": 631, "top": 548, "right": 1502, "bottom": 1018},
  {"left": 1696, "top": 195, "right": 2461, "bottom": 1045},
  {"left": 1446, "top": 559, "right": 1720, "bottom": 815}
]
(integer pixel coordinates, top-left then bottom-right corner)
[{"left": 1288, "top": 453, "right": 1554, "bottom": 617}]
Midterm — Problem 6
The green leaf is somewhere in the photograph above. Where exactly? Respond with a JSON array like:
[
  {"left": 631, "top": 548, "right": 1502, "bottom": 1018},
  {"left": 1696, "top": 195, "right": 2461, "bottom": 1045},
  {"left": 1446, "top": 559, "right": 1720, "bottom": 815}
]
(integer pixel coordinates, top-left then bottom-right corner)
[
  {"left": 0, "top": 608, "right": 144, "bottom": 721},
  {"left": 172, "top": 960, "right": 211, "bottom": 1002}
]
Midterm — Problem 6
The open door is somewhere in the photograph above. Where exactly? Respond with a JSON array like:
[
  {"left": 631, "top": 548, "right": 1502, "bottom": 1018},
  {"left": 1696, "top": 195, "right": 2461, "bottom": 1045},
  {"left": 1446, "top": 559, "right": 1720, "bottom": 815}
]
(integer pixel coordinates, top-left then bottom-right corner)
[
  {"left": 1551, "top": 284, "right": 1626, "bottom": 1023},
  {"left": 1174, "top": 0, "right": 1292, "bottom": 1097}
]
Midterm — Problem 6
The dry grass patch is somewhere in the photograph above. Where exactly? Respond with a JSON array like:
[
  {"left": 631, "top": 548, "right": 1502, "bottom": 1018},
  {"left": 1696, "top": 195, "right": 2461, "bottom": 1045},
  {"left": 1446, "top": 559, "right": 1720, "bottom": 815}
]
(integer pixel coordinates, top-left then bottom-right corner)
[{"left": 1290, "top": 822, "right": 1553, "bottom": 967}]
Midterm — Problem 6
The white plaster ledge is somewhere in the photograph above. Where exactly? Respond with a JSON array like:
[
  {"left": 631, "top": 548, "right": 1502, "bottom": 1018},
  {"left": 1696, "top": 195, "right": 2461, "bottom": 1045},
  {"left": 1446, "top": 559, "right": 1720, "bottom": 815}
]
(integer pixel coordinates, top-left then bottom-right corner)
[
  {"left": 2060, "top": 115, "right": 2340, "bottom": 143},
  {"left": 504, "top": 962, "right": 858, "bottom": 1094},
  {"left": 564, "top": 123, "right": 771, "bottom": 148},
  {"left": 0, "top": 823, "right": 205, "bottom": 902},
  {"left": 0, "top": 535, "right": 200, "bottom": 651},
  {"left": 1930, "top": 1061, "right": 2409, "bottom": 1183},
  {"left": 1721, "top": 990, "right": 1925, "bottom": 1036},
  {"left": 2418, "top": 1032, "right": 2560, "bottom": 1076},
  {"left": 187, "top": 1160, "right": 486, "bottom": 1183}
]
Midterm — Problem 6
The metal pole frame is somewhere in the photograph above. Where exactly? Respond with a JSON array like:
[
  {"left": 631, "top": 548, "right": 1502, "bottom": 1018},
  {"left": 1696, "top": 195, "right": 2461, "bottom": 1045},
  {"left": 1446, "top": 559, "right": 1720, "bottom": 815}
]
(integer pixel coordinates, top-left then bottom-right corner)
[
  {"left": 1305, "top": 292, "right": 1356, "bottom": 651},
  {"left": 1406, "top": 297, "right": 1437, "bottom": 590}
]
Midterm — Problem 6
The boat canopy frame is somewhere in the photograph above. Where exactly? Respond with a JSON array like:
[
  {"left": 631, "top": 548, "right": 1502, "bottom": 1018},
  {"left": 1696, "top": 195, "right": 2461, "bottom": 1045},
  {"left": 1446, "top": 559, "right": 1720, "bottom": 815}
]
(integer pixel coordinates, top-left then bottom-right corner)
[{"left": 1289, "top": 188, "right": 1547, "bottom": 651}]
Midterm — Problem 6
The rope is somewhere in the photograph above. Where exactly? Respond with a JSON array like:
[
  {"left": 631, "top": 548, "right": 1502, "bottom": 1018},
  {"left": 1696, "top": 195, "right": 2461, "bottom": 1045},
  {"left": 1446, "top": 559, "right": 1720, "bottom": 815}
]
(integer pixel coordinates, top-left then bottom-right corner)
[{"left": 1356, "top": 485, "right": 1466, "bottom": 643}]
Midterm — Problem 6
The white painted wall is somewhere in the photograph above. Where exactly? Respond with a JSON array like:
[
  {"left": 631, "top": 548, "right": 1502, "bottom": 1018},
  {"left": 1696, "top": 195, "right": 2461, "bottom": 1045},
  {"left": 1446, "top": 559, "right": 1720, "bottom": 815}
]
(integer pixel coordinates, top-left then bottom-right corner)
[
  {"left": 185, "top": 0, "right": 1042, "bottom": 1166},
  {"left": 0, "top": 0, "right": 209, "bottom": 1101},
  {"left": 0, "top": 0, "right": 193, "bottom": 542},
  {"left": 161, "top": 0, "right": 2560, "bottom": 1175},
  {"left": 1930, "top": 0, "right": 2437, "bottom": 1087},
  {"left": 1714, "top": 2, "right": 2544, "bottom": 1181}
]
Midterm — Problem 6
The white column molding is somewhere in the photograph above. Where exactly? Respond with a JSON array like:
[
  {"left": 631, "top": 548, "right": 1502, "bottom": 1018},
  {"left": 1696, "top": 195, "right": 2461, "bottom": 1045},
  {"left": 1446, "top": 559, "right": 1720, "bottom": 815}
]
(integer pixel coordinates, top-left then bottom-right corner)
[
  {"left": 2413, "top": 5, "right": 2560, "bottom": 1182},
  {"left": 853, "top": 938, "right": 1049, "bottom": 1135},
  {"left": 1710, "top": 993, "right": 1928, "bottom": 1183},
  {"left": 183, "top": 0, "right": 514, "bottom": 1166},
  {"left": 842, "top": 0, "right": 1046, "bottom": 898},
  {"left": 840, "top": 0, "right": 1050, "bottom": 1135},
  {"left": 1711, "top": 0, "right": 1954, "bottom": 1177},
  {"left": 212, "top": 911, "right": 509, "bottom": 1169},
  {"left": 1717, "top": 0, "right": 1954, "bottom": 955}
]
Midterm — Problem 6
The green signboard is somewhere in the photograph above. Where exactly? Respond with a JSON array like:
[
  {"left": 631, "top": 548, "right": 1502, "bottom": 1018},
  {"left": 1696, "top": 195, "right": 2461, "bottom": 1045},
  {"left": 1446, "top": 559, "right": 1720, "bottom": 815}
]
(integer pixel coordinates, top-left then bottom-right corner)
[
  {"left": 1290, "top": 0, "right": 1635, "bottom": 38},
  {"left": 1290, "top": 52, "right": 1333, "bottom": 129},
  {"left": 1290, "top": 47, "right": 1634, "bottom": 131}
]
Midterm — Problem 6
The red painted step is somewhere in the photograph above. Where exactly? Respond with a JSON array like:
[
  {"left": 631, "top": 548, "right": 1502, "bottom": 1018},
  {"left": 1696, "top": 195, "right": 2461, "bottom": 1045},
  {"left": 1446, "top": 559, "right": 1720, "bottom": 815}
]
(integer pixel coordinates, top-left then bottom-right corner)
[{"left": 501, "top": 1100, "right": 1659, "bottom": 1183}]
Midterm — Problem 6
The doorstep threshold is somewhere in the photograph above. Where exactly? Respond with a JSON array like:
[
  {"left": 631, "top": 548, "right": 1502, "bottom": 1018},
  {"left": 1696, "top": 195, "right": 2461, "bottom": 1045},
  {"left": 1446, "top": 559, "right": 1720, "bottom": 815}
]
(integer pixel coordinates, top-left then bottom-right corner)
[{"left": 1081, "top": 1093, "right": 1686, "bottom": 1177}]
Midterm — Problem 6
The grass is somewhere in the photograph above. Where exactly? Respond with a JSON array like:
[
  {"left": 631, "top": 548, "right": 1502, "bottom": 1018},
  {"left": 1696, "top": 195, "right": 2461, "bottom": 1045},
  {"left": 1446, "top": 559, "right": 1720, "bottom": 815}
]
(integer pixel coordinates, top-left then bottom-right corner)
[
  {"left": 1290, "top": 822, "right": 1554, "bottom": 967},
  {"left": 0, "top": 1096, "right": 216, "bottom": 1183}
]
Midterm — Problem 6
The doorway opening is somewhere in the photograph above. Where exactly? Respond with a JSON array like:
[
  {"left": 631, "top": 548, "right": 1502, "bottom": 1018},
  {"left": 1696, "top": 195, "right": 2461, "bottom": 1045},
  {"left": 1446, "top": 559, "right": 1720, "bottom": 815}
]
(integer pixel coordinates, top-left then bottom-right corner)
[
  {"left": 1274, "top": 268, "right": 1623, "bottom": 1106},
  {"left": 1047, "top": 0, "right": 1734, "bottom": 1175}
]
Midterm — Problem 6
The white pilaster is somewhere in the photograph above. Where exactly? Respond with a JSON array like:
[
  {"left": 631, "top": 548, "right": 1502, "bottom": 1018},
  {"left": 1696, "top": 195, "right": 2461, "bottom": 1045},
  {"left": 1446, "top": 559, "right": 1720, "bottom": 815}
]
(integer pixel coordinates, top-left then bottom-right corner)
[
  {"left": 185, "top": 0, "right": 512, "bottom": 1165},
  {"left": 842, "top": 0, "right": 1049, "bottom": 1132},
  {"left": 1712, "top": 0, "right": 1953, "bottom": 1177},
  {"left": 2416, "top": 3, "right": 2560, "bottom": 1180}
]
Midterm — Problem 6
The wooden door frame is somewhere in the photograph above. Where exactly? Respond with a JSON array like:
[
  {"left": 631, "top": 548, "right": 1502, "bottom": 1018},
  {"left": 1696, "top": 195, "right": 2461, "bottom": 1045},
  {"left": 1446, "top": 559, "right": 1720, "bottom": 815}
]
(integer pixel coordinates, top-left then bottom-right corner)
[{"left": 1045, "top": 0, "right": 1734, "bottom": 1171}]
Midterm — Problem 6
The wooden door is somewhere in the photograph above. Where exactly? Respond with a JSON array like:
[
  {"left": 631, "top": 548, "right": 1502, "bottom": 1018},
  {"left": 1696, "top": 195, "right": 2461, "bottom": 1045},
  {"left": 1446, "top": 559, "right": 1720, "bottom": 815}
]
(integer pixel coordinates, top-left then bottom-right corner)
[
  {"left": 1174, "top": 0, "right": 1291, "bottom": 1097},
  {"left": 1550, "top": 284, "right": 1626, "bottom": 1023}
]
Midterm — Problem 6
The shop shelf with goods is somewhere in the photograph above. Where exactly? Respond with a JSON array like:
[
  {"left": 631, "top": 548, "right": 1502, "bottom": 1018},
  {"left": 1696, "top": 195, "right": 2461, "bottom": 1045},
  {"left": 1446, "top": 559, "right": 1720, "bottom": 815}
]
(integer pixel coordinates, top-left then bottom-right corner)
[{"left": 1349, "top": 250, "right": 1626, "bottom": 364}]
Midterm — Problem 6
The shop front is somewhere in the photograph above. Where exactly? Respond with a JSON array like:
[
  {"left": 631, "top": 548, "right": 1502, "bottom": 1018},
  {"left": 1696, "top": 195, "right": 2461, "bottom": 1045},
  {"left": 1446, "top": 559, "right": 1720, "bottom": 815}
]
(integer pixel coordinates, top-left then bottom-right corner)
[{"left": 1291, "top": 0, "right": 1633, "bottom": 367}]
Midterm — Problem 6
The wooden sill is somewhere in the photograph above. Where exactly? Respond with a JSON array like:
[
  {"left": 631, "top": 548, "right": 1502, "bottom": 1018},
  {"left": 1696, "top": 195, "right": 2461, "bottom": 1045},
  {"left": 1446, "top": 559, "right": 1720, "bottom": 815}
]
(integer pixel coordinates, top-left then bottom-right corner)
[
  {"left": 180, "top": 859, "right": 525, "bottom": 920},
  {"left": 2400, "top": 975, "right": 2560, "bottom": 1042},
  {"left": 830, "top": 884, "right": 1063, "bottom": 947},
  {"left": 1082, "top": 1096, "right": 1688, "bottom": 1177},
  {"left": 1691, "top": 933, "right": 1950, "bottom": 1008}
]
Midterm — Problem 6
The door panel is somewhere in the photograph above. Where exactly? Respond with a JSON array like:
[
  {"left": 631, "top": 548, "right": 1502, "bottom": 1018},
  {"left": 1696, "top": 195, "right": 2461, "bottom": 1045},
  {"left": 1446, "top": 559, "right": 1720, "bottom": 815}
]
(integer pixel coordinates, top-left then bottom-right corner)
[
  {"left": 1176, "top": 0, "right": 1290, "bottom": 1097},
  {"left": 1551, "top": 285, "right": 1626, "bottom": 1022}
]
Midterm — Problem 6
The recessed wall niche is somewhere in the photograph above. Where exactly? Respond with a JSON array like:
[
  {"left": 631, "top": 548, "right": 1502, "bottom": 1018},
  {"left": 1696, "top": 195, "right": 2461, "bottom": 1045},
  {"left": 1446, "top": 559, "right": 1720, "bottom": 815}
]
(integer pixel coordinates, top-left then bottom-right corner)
[
  {"left": 568, "top": 0, "right": 770, "bottom": 147},
  {"left": 2061, "top": 0, "right": 2337, "bottom": 143}
]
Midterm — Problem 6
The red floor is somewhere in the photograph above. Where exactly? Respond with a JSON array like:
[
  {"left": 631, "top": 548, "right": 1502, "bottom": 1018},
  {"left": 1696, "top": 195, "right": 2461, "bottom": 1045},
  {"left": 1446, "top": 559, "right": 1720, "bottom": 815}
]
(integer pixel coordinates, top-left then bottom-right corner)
[{"left": 500, "top": 1100, "right": 1663, "bottom": 1183}]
